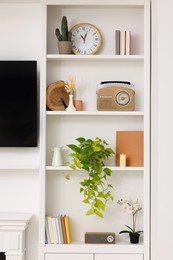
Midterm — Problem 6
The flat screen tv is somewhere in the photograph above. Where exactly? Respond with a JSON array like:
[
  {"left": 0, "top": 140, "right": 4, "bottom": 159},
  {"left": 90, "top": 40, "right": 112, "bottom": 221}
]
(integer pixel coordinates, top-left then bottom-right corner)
[{"left": 0, "top": 60, "right": 38, "bottom": 147}]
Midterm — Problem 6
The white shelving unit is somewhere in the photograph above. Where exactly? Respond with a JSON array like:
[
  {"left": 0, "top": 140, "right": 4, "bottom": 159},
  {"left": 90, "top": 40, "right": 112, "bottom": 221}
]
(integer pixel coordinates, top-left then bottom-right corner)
[{"left": 40, "top": 0, "right": 150, "bottom": 260}]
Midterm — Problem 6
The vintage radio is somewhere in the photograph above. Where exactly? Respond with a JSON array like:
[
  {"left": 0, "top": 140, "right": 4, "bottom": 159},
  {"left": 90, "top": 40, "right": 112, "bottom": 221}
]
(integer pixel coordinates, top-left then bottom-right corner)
[
  {"left": 85, "top": 232, "right": 115, "bottom": 244},
  {"left": 96, "top": 81, "right": 135, "bottom": 111}
]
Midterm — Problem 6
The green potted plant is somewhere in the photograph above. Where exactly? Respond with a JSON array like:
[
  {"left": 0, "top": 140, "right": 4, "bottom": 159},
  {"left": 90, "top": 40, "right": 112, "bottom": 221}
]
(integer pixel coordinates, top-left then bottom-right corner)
[
  {"left": 66, "top": 137, "right": 114, "bottom": 218},
  {"left": 117, "top": 198, "right": 143, "bottom": 243},
  {"left": 55, "top": 16, "right": 72, "bottom": 54}
]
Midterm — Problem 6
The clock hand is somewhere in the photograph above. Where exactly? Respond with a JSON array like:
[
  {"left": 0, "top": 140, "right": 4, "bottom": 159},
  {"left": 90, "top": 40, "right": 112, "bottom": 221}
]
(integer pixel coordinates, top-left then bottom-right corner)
[
  {"left": 84, "top": 32, "right": 88, "bottom": 43},
  {"left": 80, "top": 34, "right": 85, "bottom": 42}
]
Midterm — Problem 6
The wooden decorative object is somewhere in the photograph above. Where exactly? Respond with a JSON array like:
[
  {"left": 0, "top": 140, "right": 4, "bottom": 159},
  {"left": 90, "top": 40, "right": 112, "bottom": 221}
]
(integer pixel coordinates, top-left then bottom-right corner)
[
  {"left": 116, "top": 131, "right": 144, "bottom": 166},
  {"left": 46, "top": 81, "right": 69, "bottom": 111}
]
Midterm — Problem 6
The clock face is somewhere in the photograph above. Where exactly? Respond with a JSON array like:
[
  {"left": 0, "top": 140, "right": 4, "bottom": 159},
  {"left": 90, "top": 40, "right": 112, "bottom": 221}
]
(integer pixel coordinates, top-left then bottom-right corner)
[
  {"left": 115, "top": 91, "right": 131, "bottom": 106},
  {"left": 70, "top": 23, "right": 102, "bottom": 55}
]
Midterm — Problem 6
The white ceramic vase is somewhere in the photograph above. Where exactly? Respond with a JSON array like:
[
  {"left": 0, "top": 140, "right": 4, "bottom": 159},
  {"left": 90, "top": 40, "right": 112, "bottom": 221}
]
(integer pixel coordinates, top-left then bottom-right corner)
[{"left": 66, "top": 94, "right": 76, "bottom": 111}]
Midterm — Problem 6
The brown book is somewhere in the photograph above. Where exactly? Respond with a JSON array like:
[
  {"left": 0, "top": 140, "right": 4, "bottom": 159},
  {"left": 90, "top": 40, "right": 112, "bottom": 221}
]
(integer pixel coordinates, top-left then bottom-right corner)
[
  {"left": 60, "top": 215, "right": 67, "bottom": 244},
  {"left": 116, "top": 131, "right": 144, "bottom": 166}
]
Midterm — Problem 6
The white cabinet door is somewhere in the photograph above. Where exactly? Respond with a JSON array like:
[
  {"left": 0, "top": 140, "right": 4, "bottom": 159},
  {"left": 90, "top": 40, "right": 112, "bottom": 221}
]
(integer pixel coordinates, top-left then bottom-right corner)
[
  {"left": 95, "top": 254, "right": 143, "bottom": 260},
  {"left": 45, "top": 253, "right": 93, "bottom": 260}
]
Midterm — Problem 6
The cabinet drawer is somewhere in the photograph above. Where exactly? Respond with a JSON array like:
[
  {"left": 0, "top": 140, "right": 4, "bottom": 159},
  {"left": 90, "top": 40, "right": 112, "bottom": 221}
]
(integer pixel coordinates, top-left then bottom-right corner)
[
  {"left": 45, "top": 253, "right": 93, "bottom": 260},
  {"left": 95, "top": 254, "right": 143, "bottom": 260}
]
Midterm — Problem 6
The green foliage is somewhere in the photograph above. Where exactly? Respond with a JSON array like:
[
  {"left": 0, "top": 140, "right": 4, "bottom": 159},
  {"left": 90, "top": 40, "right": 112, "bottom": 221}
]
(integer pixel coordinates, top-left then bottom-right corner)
[
  {"left": 67, "top": 137, "right": 115, "bottom": 218},
  {"left": 119, "top": 225, "right": 143, "bottom": 235},
  {"left": 55, "top": 16, "right": 71, "bottom": 42}
]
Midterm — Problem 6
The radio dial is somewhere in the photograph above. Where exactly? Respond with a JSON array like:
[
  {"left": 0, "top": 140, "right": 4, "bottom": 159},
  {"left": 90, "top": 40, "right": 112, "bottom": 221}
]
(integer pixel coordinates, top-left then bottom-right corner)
[{"left": 116, "top": 91, "right": 131, "bottom": 106}]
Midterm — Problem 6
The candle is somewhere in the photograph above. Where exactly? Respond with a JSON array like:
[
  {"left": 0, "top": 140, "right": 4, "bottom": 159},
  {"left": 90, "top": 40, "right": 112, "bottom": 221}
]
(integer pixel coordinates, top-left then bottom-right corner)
[{"left": 120, "top": 153, "right": 126, "bottom": 167}]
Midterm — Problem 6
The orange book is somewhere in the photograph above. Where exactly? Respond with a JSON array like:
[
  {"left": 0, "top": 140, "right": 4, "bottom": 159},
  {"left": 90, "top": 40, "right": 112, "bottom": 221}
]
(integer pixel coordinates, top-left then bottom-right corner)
[
  {"left": 60, "top": 215, "right": 67, "bottom": 244},
  {"left": 116, "top": 131, "right": 144, "bottom": 166},
  {"left": 64, "top": 215, "right": 71, "bottom": 244}
]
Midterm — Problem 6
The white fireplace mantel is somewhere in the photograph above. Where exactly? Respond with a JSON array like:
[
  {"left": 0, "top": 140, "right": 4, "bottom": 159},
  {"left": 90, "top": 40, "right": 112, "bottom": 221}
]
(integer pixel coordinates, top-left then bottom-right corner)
[{"left": 0, "top": 213, "right": 32, "bottom": 260}]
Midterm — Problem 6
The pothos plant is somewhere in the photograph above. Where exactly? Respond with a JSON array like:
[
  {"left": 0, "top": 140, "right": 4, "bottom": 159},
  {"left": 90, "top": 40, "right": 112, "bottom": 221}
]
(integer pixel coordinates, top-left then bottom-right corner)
[{"left": 66, "top": 137, "right": 114, "bottom": 218}]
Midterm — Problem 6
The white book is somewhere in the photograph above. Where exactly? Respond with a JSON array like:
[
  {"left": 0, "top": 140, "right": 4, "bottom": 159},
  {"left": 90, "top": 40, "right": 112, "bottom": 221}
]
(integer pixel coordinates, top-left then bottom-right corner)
[
  {"left": 126, "top": 31, "right": 131, "bottom": 55},
  {"left": 55, "top": 217, "right": 62, "bottom": 244},
  {"left": 57, "top": 214, "right": 64, "bottom": 243},
  {"left": 120, "top": 31, "right": 126, "bottom": 55},
  {"left": 45, "top": 217, "right": 51, "bottom": 244},
  {"left": 51, "top": 217, "right": 59, "bottom": 244},
  {"left": 46, "top": 215, "right": 55, "bottom": 244}
]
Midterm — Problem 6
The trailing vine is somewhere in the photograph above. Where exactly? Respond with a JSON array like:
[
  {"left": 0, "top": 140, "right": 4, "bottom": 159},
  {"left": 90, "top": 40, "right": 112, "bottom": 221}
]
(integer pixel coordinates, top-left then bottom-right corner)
[{"left": 66, "top": 137, "right": 114, "bottom": 218}]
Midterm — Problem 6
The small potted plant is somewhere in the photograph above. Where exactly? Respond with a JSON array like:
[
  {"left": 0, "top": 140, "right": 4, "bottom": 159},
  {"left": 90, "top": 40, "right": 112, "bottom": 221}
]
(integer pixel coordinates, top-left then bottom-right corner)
[
  {"left": 66, "top": 137, "right": 114, "bottom": 218},
  {"left": 117, "top": 198, "right": 143, "bottom": 243},
  {"left": 55, "top": 16, "right": 72, "bottom": 54}
]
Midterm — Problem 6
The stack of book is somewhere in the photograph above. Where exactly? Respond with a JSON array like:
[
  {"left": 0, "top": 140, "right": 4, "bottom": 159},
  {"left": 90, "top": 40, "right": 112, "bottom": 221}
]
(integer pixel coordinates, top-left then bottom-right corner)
[
  {"left": 45, "top": 214, "right": 71, "bottom": 244},
  {"left": 115, "top": 30, "right": 131, "bottom": 55}
]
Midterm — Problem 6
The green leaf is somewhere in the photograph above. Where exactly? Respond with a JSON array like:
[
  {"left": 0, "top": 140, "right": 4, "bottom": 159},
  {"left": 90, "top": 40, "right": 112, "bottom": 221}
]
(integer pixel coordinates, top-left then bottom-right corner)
[
  {"left": 65, "top": 174, "right": 70, "bottom": 180},
  {"left": 74, "top": 157, "right": 81, "bottom": 168},
  {"left": 80, "top": 187, "right": 84, "bottom": 193},
  {"left": 93, "top": 145, "right": 101, "bottom": 152},
  {"left": 69, "top": 164, "right": 76, "bottom": 170},
  {"left": 124, "top": 225, "right": 134, "bottom": 232},
  {"left": 94, "top": 210, "right": 103, "bottom": 218},
  {"left": 108, "top": 184, "right": 114, "bottom": 189},
  {"left": 76, "top": 137, "right": 85, "bottom": 143},
  {"left": 119, "top": 230, "right": 131, "bottom": 234},
  {"left": 104, "top": 167, "right": 111, "bottom": 176},
  {"left": 67, "top": 144, "right": 81, "bottom": 154},
  {"left": 98, "top": 192, "right": 105, "bottom": 198},
  {"left": 82, "top": 199, "right": 90, "bottom": 204},
  {"left": 110, "top": 196, "right": 114, "bottom": 201},
  {"left": 106, "top": 147, "right": 114, "bottom": 154},
  {"left": 86, "top": 208, "right": 94, "bottom": 216},
  {"left": 95, "top": 199, "right": 105, "bottom": 210}
]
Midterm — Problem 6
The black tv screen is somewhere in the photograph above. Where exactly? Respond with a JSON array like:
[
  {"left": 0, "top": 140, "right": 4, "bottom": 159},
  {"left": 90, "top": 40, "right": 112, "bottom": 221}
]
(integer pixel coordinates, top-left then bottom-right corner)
[{"left": 0, "top": 60, "right": 38, "bottom": 147}]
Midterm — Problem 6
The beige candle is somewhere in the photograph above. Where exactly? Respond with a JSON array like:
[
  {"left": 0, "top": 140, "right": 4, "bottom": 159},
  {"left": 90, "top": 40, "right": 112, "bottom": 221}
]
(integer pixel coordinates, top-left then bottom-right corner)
[{"left": 120, "top": 153, "right": 126, "bottom": 167}]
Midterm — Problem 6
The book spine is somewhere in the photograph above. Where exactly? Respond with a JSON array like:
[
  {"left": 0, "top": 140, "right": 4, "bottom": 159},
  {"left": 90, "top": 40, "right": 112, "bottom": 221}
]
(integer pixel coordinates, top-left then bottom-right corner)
[
  {"left": 60, "top": 214, "right": 68, "bottom": 244},
  {"left": 46, "top": 215, "right": 55, "bottom": 244},
  {"left": 120, "top": 31, "right": 126, "bottom": 55},
  {"left": 64, "top": 215, "right": 71, "bottom": 244},
  {"left": 126, "top": 31, "right": 131, "bottom": 55},
  {"left": 45, "top": 217, "right": 51, "bottom": 244},
  {"left": 115, "top": 30, "right": 120, "bottom": 55},
  {"left": 51, "top": 217, "right": 59, "bottom": 244},
  {"left": 56, "top": 216, "right": 63, "bottom": 244}
]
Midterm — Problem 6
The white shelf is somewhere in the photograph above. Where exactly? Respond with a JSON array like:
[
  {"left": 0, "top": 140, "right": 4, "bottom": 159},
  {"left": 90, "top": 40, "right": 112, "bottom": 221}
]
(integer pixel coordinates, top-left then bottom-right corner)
[
  {"left": 0, "top": 165, "right": 39, "bottom": 170},
  {"left": 0, "top": 0, "right": 40, "bottom": 2},
  {"left": 47, "top": 0, "right": 145, "bottom": 7},
  {"left": 47, "top": 54, "right": 144, "bottom": 62},
  {"left": 46, "top": 166, "right": 144, "bottom": 171},
  {"left": 44, "top": 243, "right": 145, "bottom": 254},
  {"left": 46, "top": 111, "right": 144, "bottom": 116}
]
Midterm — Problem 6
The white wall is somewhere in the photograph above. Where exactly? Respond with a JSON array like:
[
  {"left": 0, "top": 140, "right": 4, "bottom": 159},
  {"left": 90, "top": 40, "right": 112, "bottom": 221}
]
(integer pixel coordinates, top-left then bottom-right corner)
[
  {"left": 0, "top": 2, "right": 41, "bottom": 260},
  {"left": 152, "top": 0, "right": 173, "bottom": 259}
]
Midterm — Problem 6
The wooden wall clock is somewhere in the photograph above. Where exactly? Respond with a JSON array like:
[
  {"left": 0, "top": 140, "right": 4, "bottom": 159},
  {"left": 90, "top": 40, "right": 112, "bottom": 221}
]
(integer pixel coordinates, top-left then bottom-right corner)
[{"left": 70, "top": 23, "right": 102, "bottom": 55}]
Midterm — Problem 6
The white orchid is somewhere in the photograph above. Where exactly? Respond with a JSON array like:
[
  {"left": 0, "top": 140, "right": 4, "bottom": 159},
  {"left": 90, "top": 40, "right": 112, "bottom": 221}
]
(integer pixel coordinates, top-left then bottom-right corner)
[{"left": 117, "top": 198, "right": 143, "bottom": 235}]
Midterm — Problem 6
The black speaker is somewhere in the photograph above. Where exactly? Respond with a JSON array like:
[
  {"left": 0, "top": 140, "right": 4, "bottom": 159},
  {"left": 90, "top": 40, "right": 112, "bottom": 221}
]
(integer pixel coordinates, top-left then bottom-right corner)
[{"left": 85, "top": 232, "right": 115, "bottom": 244}]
